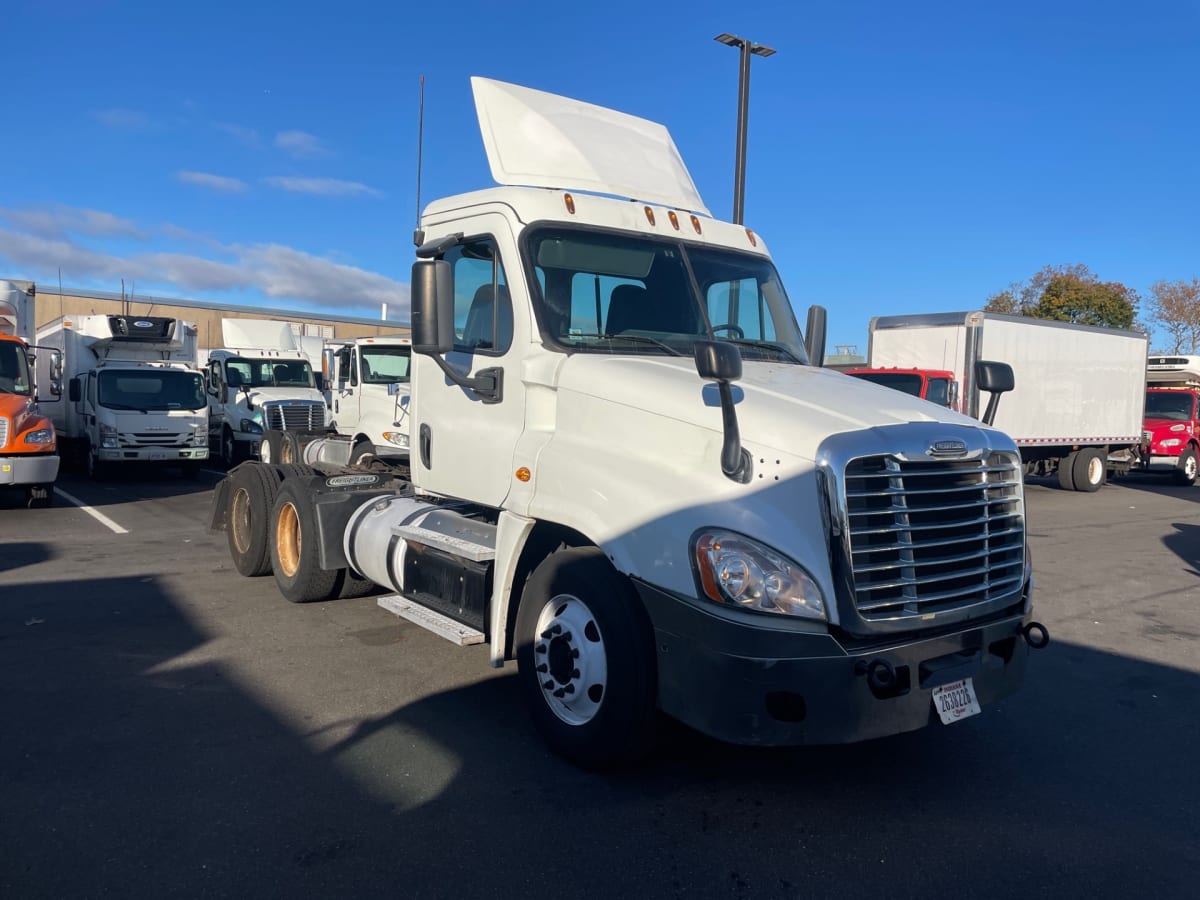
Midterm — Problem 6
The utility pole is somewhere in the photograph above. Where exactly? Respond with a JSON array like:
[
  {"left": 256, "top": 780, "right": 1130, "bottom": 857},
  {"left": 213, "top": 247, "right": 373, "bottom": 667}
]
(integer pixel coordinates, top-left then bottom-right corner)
[{"left": 714, "top": 33, "right": 776, "bottom": 225}]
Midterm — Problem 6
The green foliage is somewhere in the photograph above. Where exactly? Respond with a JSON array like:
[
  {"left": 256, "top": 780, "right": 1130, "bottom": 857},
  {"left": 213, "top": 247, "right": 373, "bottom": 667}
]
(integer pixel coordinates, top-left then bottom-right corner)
[
  {"left": 1148, "top": 278, "right": 1200, "bottom": 354},
  {"left": 984, "top": 264, "right": 1139, "bottom": 330}
]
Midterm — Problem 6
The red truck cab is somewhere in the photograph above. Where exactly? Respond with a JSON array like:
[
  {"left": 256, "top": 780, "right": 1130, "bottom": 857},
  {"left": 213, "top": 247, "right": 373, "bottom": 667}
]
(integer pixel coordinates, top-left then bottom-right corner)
[
  {"left": 844, "top": 367, "right": 959, "bottom": 410},
  {"left": 1140, "top": 357, "right": 1200, "bottom": 486}
]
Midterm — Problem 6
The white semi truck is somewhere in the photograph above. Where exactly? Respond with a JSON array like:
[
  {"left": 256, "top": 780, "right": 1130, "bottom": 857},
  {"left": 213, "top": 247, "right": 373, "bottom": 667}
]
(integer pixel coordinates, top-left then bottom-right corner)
[
  {"left": 211, "top": 78, "right": 1048, "bottom": 768},
  {"left": 206, "top": 319, "right": 330, "bottom": 466},
  {"left": 37, "top": 314, "right": 208, "bottom": 478},
  {"left": 856, "top": 312, "right": 1149, "bottom": 491},
  {"left": 322, "top": 336, "right": 411, "bottom": 465}
]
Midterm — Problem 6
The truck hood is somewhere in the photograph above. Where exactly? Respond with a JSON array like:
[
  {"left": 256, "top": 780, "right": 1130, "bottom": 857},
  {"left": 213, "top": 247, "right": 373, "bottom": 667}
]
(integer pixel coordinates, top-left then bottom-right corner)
[
  {"left": 0, "top": 393, "right": 56, "bottom": 451},
  {"left": 554, "top": 354, "right": 981, "bottom": 461},
  {"left": 243, "top": 387, "right": 325, "bottom": 406}
]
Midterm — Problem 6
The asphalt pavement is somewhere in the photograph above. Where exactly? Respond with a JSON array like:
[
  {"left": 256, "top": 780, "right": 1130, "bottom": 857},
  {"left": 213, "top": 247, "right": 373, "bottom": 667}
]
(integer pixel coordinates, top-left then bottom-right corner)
[{"left": 1, "top": 466, "right": 1197, "bottom": 898}]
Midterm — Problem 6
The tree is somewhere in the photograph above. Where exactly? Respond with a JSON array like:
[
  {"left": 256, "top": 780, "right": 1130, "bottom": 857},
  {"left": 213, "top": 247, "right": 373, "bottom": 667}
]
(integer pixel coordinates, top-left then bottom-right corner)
[
  {"left": 1147, "top": 278, "right": 1200, "bottom": 354},
  {"left": 984, "top": 264, "right": 1139, "bottom": 330}
]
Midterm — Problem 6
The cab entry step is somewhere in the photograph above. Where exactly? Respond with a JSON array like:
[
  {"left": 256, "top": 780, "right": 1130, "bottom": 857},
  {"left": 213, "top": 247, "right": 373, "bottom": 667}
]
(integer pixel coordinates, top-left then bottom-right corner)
[{"left": 377, "top": 594, "right": 485, "bottom": 646}]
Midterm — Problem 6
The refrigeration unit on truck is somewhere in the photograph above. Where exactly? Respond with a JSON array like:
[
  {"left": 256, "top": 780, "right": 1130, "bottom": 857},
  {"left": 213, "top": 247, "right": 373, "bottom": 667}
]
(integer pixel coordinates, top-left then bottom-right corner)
[
  {"left": 36, "top": 314, "right": 208, "bottom": 478},
  {"left": 320, "top": 336, "right": 411, "bottom": 465},
  {"left": 855, "top": 312, "right": 1148, "bottom": 491},
  {"left": 210, "top": 77, "right": 1048, "bottom": 768},
  {"left": 0, "top": 280, "right": 60, "bottom": 507},
  {"left": 206, "top": 318, "right": 330, "bottom": 466},
  {"left": 1138, "top": 355, "right": 1200, "bottom": 486}
]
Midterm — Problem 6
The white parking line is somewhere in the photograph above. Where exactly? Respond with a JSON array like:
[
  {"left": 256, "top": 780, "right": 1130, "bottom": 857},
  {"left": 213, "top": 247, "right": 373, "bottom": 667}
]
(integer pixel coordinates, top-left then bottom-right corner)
[{"left": 52, "top": 487, "right": 130, "bottom": 535}]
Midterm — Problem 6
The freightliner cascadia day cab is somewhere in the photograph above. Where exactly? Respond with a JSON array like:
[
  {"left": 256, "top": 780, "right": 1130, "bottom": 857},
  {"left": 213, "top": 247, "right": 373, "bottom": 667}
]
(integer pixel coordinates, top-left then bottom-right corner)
[
  {"left": 0, "top": 280, "right": 61, "bottom": 507},
  {"left": 212, "top": 78, "right": 1048, "bottom": 768},
  {"left": 1140, "top": 355, "right": 1200, "bottom": 486},
  {"left": 852, "top": 312, "right": 1148, "bottom": 492},
  {"left": 37, "top": 314, "right": 208, "bottom": 478},
  {"left": 206, "top": 319, "right": 330, "bottom": 466}
]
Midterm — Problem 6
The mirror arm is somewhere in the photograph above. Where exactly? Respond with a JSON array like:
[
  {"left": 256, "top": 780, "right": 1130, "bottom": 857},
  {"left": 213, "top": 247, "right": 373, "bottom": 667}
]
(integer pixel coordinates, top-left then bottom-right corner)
[{"left": 427, "top": 354, "right": 503, "bottom": 404}]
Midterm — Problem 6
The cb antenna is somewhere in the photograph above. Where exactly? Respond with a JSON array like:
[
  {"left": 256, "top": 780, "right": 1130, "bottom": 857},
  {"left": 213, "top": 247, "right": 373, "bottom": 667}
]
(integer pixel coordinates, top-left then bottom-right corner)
[{"left": 413, "top": 74, "right": 425, "bottom": 247}]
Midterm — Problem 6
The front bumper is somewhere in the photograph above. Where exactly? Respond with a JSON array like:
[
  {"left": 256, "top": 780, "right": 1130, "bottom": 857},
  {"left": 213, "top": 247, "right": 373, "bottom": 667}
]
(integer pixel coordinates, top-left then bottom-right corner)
[
  {"left": 638, "top": 579, "right": 1032, "bottom": 747},
  {"left": 98, "top": 447, "right": 209, "bottom": 462},
  {"left": 0, "top": 453, "right": 60, "bottom": 486}
]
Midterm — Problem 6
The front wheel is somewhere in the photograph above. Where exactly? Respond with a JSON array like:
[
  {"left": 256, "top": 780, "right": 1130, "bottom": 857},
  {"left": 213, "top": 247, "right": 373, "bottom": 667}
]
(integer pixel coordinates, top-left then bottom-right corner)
[
  {"left": 26, "top": 484, "right": 53, "bottom": 508},
  {"left": 1174, "top": 447, "right": 1198, "bottom": 486},
  {"left": 515, "top": 547, "right": 657, "bottom": 769}
]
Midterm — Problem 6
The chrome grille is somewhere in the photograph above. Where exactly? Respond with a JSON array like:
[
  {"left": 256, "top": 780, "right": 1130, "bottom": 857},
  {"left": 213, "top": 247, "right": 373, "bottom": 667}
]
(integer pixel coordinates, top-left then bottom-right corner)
[
  {"left": 0, "top": 417, "right": 9, "bottom": 448},
  {"left": 844, "top": 452, "right": 1024, "bottom": 623},
  {"left": 119, "top": 431, "right": 190, "bottom": 448},
  {"left": 263, "top": 401, "right": 324, "bottom": 431}
]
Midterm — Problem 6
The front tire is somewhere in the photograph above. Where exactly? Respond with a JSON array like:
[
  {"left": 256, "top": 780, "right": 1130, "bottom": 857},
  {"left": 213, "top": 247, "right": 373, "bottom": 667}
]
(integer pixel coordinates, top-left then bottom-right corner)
[
  {"left": 85, "top": 443, "right": 108, "bottom": 481},
  {"left": 1174, "top": 447, "right": 1198, "bottom": 486},
  {"left": 26, "top": 484, "right": 53, "bottom": 508},
  {"left": 350, "top": 439, "right": 375, "bottom": 468},
  {"left": 220, "top": 427, "right": 240, "bottom": 469},
  {"left": 515, "top": 547, "right": 657, "bottom": 769}
]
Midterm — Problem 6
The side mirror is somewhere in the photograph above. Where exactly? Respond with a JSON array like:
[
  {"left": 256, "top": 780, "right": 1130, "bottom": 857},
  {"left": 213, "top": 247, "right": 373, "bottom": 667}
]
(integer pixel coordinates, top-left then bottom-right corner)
[
  {"left": 948, "top": 380, "right": 960, "bottom": 412},
  {"left": 48, "top": 349, "right": 63, "bottom": 381},
  {"left": 804, "top": 305, "right": 827, "bottom": 368},
  {"left": 975, "top": 360, "right": 1014, "bottom": 426},
  {"left": 68, "top": 377, "right": 81, "bottom": 402},
  {"left": 411, "top": 259, "right": 454, "bottom": 355},
  {"left": 694, "top": 340, "right": 749, "bottom": 482},
  {"left": 694, "top": 339, "right": 742, "bottom": 383}
]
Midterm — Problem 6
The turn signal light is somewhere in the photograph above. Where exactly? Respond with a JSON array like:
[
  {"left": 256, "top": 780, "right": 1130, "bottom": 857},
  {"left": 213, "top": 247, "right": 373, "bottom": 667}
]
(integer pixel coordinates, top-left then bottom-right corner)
[
  {"left": 668, "top": 210, "right": 680, "bottom": 231},
  {"left": 644, "top": 206, "right": 655, "bottom": 226},
  {"left": 515, "top": 467, "right": 531, "bottom": 483},
  {"left": 564, "top": 193, "right": 576, "bottom": 214},
  {"left": 690, "top": 215, "right": 702, "bottom": 234}
]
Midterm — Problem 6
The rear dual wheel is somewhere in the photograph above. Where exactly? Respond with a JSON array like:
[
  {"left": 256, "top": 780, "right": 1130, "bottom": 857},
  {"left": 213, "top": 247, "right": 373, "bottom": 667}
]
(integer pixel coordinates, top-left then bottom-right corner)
[
  {"left": 226, "top": 463, "right": 317, "bottom": 577},
  {"left": 269, "top": 478, "right": 371, "bottom": 603},
  {"left": 1057, "top": 449, "right": 1106, "bottom": 492}
]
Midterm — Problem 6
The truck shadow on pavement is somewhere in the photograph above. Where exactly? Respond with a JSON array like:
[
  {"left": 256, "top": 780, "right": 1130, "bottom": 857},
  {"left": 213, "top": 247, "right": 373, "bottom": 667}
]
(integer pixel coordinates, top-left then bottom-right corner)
[
  {"left": 1164, "top": 522, "right": 1200, "bottom": 577},
  {"left": 0, "top": 541, "right": 54, "bottom": 573},
  {"left": 4, "top": 575, "right": 1197, "bottom": 898}
]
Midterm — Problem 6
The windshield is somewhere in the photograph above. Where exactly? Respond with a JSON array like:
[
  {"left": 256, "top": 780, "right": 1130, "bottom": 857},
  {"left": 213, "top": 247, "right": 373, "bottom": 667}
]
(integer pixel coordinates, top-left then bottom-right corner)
[
  {"left": 848, "top": 371, "right": 925, "bottom": 398},
  {"left": 1145, "top": 391, "right": 1195, "bottom": 422},
  {"left": 98, "top": 369, "right": 206, "bottom": 411},
  {"left": 360, "top": 346, "right": 411, "bottom": 384},
  {"left": 226, "top": 357, "right": 316, "bottom": 389},
  {"left": 526, "top": 227, "right": 808, "bottom": 363},
  {"left": 0, "top": 341, "right": 32, "bottom": 396}
]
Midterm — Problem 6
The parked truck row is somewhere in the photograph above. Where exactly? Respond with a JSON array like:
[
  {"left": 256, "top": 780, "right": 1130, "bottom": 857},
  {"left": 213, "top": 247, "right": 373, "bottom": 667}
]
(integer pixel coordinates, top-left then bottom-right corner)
[{"left": 209, "top": 77, "right": 1049, "bottom": 769}]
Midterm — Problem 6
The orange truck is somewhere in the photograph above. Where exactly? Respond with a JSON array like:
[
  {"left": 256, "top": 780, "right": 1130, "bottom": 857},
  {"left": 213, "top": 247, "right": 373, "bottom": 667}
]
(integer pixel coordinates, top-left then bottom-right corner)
[{"left": 0, "top": 281, "right": 61, "bottom": 507}]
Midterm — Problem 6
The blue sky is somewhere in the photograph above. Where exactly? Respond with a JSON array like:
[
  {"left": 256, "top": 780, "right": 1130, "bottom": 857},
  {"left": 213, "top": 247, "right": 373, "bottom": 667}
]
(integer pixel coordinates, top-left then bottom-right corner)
[{"left": 2, "top": 0, "right": 1196, "bottom": 351}]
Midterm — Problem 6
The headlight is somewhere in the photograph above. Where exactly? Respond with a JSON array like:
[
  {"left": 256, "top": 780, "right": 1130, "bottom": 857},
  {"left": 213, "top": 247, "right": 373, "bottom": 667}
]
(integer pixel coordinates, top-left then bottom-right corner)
[
  {"left": 23, "top": 428, "right": 55, "bottom": 445},
  {"left": 693, "top": 531, "right": 827, "bottom": 621},
  {"left": 240, "top": 418, "right": 264, "bottom": 434},
  {"left": 99, "top": 421, "right": 119, "bottom": 448},
  {"left": 382, "top": 431, "right": 409, "bottom": 448},
  {"left": 99, "top": 422, "right": 117, "bottom": 435},
  {"left": 1170, "top": 424, "right": 1187, "bottom": 432},
  {"left": 1161, "top": 439, "right": 1181, "bottom": 448}
]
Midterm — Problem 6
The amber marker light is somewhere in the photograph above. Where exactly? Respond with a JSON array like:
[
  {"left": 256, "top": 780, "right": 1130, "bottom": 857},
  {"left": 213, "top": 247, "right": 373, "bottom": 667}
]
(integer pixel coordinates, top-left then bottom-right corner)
[
  {"left": 644, "top": 206, "right": 656, "bottom": 226},
  {"left": 694, "top": 533, "right": 725, "bottom": 603},
  {"left": 745, "top": 228, "right": 758, "bottom": 247},
  {"left": 564, "top": 193, "right": 576, "bottom": 214},
  {"left": 690, "top": 215, "right": 702, "bottom": 234},
  {"left": 515, "top": 467, "right": 532, "bottom": 483},
  {"left": 668, "top": 210, "right": 680, "bottom": 231}
]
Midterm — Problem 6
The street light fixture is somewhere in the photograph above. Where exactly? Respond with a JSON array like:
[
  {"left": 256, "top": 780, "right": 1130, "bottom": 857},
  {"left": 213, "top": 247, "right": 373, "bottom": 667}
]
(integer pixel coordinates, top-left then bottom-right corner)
[{"left": 714, "top": 33, "right": 776, "bottom": 225}]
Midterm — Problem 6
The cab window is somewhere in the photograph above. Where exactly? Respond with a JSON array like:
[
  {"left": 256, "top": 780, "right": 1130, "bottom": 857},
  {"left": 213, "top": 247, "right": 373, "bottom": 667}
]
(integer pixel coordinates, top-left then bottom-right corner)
[{"left": 444, "top": 239, "right": 512, "bottom": 354}]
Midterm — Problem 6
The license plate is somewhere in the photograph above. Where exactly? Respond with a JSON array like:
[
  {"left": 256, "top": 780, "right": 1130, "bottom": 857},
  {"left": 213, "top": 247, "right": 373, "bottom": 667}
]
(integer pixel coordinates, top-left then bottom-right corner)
[
  {"left": 931, "top": 677, "right": 981, "bottom": 725},
  {"left": 146, "top": 450, "right": 169, "bottom": 461}
]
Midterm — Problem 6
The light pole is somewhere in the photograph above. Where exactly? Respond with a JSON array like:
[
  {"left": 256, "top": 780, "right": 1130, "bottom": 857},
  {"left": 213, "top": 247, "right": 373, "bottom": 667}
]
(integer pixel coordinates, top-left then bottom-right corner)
[{"left": 714, "top": 33, "right": 776, "bottom": 225}]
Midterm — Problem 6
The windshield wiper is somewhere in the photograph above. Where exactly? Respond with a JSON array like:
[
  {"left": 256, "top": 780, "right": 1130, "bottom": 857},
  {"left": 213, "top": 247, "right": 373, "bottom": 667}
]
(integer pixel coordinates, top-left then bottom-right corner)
[
  {"left": 717, "top": 338, "right": 802, "bottom": 363},
  {"left": 566, "top": 332, "right": 684, "bottom": 357}
]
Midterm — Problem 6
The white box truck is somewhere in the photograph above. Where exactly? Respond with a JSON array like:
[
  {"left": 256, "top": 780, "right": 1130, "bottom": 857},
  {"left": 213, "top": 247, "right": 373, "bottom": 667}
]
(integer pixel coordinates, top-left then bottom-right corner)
[
  {"left": 321, "top": 336, "right": 411, "bottom": 465},
  {"left": 857, "top": 312, "right": 1148, "bottom": 491},
  {"left": 37, "top": 314, "right": 208, "bottom": 478},
  {"left": 211, "top": 78, "right": 1048, "bottom": 768},
  {"left": 206, "top": 318, "right": 330, "bottom": 466}
]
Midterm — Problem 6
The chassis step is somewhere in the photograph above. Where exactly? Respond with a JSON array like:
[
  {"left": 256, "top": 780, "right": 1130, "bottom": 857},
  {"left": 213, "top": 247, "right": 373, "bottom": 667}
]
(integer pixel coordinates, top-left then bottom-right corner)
[{"left": 377, "top": 594, "right": 484, "bottom": 646}]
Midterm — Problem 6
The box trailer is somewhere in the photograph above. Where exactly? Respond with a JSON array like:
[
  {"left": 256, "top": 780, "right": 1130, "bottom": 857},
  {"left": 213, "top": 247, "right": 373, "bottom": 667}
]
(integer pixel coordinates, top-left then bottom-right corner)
[{"left": 861, "top": 311, "right": 1148, "bottom": 491}]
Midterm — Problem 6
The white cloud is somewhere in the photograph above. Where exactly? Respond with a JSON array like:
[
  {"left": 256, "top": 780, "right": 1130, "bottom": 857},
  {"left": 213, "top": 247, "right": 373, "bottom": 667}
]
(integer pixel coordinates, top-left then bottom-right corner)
[
  {"left": 93, "top": 108, "right": 150, "bottom": 129},
  {"left": 0, "top": 223, "right": 409, "bottom": 319},
  {"left": 274, "top": 130, "right": 329, "bottom": 158},
  {"left": 176, "top": 171, "right": 249, "bottom": 193},
  {"left": 214, "top": 122, "right": 261, "bottom": 147},
  {"left": 263, "top": 176, "right": 382, "bottom": 198},
  {"left": 0, "top": 205, "right": 144, "bottom": 240}
]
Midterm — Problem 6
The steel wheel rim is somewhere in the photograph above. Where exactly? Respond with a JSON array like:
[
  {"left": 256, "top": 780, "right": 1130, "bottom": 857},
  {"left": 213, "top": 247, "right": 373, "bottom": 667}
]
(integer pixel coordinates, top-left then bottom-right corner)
[
  {"left": 231, "top": 487, "right": 253, "bottom": 554},
  {"left": 533, "top": 594, "right": 607, "bottom": 726},
  {"left": 260, "top": 438, "right": 272, "bottom": 463},
  {"left": 1086, "top": 455, "right": 1103, "bottom": 484},
  {"left": 1186, "top": 455, "right": 1197, "bottom": 479},
  {"left": 276, "top": 501, "right": 301, "bottom": 577},
  {"left": 223, "top": 433, "right": 235, "bottom": 465}
]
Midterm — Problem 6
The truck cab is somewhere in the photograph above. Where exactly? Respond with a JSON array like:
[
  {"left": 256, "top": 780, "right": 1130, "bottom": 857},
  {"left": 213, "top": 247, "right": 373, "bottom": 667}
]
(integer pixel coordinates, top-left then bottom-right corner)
[
  {"left": 844, "top": 366, "right": 958, "bottom": 409},
  {"left": 1140, "top": 355, "right": 1200, "bottom": 485},
  {"left": 207, "top": 319, "right": 330, "bottom": 466},
  {"left": 323, "top": 336, "right": 411, "bottom": 464}
]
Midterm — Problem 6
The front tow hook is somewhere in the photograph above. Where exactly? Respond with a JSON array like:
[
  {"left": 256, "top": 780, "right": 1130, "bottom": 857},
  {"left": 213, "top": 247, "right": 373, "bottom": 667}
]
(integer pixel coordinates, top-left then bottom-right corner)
[
  {"left": 1023, "top": 621, "right": 1050, "bottom": 649},
  {"left": 855, "top": 658, "right": 897, "bottom": 692}
]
